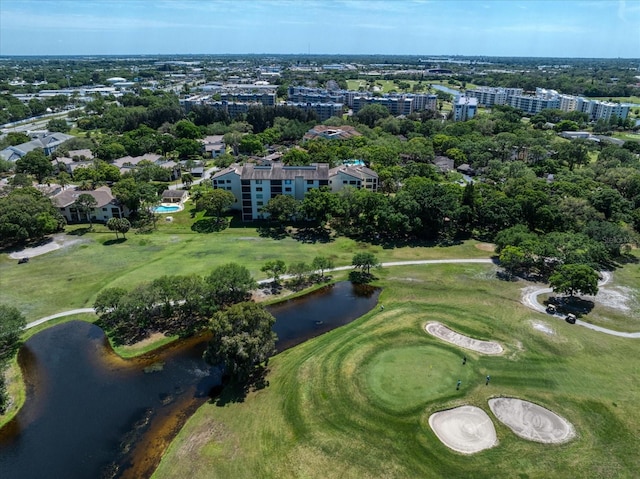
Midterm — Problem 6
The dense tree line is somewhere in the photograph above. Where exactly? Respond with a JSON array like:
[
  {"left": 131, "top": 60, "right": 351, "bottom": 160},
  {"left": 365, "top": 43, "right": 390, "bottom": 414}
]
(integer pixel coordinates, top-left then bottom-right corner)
[
  {"left": 0, "top": 305, "right": 26, "bottom": 415},
  {"left": 93, "top": 263, "right": 257, "bottom": 345},
  {"left": 0, "top": 187, "right": 65, "bottom": 247}
]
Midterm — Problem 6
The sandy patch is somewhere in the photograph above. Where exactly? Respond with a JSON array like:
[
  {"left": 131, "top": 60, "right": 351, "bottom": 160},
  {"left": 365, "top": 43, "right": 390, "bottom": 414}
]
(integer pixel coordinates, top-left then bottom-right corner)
[
  {"left": 176, "top": 416, "right": 236, "bottom": 459},
  {"left": 425, "top": 322, "right": 503, "bottom": 355},
  {"left": 8, "top": 233, "right": 88, "bottom": 259},
  {"left": 429, "top": 405, "right": 498, "bottom": 454},
  {"left": 531, "top": 321, "right": 554, "bottom": 335},
  {"left": 488, "top": 397, "right": 575, "bottom": 444},
  {"left": 474, "top": 242, "right": 496, "bottom": 252}
]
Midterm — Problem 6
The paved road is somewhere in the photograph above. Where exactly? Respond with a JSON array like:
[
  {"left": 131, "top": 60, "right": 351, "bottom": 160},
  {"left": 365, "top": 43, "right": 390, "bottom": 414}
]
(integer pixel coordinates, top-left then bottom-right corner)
[{"left": 25, "top": 259, "right": 640, "bottom": 338}]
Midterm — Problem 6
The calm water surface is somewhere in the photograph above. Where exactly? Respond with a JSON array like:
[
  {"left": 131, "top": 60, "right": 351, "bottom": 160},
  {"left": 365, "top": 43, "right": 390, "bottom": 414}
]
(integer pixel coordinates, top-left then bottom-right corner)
[{"left": 0, "top": 282, "right": 379, "bottom": 479}]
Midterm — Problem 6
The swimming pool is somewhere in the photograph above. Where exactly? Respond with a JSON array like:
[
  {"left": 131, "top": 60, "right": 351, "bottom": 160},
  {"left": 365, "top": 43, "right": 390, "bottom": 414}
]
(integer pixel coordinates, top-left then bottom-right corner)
[{"left": 153, "top": 205, "right": 181, "bottom": 213}]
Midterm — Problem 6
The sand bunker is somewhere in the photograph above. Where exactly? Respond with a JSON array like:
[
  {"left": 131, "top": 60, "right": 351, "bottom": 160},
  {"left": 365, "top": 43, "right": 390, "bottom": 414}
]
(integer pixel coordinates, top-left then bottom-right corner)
[
  {"left": 429, "top": 405, "right": 498, "bottom": 454},
  {"left": 488, "top": 398, "right": 575, "bottom": 444},
  {"left": 425, "top": 322, "right": 503, "bottom": 355}
]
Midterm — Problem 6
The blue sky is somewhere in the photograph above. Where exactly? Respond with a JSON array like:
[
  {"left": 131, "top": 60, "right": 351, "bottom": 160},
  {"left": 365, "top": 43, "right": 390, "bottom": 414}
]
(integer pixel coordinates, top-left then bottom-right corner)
[{"left": 1, "top": 0, "right": 639, "bottom": 57}]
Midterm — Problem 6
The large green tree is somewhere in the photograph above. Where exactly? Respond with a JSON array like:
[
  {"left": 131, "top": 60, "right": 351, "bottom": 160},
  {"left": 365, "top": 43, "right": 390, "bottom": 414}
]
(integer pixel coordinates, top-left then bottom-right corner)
[
  {"left": 15, "top": 148, "right": 54, "bottom": 183},
  {"left": 196, "top": 189, "right": 235, "bottom": 222},
  {"left": 203, "top": 302, "right": 277, "bottom": 382},
  {"left": 73, "top": 193, "right": 98, "bottom": 229},
  {"left": 352, "top": 252, "right": 380, "bottom": 274},
  {"left": 261, "top": 260, "right": 287, "bottom": 285},
  {"left": 549, "top": 264, "right": 599, "bottom": 297},
  {"left": 0, "top": 187, "right": 65, "bottom": 246},
  {"left": 106, "top": 217, "right": 131, "bottom": 239},
  {"left": 312, "top": 256, "right": 335, "bottom": 279},
  {"left": 262, "top": 194, "right": 299, "bottom": 223},
  {"left": 0, "top": 304, "right": 26, "bottom": 361},
  {"left": 206, "top": 263, "right": 257, "bottom": 307}
]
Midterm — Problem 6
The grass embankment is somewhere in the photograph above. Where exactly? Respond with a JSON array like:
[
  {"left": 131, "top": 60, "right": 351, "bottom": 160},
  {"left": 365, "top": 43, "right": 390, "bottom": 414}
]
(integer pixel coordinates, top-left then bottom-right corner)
[
  {"left": 0, "top": 205, "right": 489, "bottom": 322},
  {"left": 153, "top": 262, "right": 640, "bottom": 479}
]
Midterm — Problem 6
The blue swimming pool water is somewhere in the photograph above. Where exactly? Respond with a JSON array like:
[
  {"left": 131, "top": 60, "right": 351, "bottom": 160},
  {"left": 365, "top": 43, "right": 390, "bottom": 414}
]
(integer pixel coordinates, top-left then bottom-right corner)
[{"left": 153, "top": 205, "right": 180, "bottom": 213}]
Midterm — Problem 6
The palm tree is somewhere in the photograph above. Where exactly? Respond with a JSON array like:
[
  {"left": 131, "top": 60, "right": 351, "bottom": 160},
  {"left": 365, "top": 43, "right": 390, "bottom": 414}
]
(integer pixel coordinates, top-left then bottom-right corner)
[{"left": 73, "top": 193, "right": 98, "bottom": 229}]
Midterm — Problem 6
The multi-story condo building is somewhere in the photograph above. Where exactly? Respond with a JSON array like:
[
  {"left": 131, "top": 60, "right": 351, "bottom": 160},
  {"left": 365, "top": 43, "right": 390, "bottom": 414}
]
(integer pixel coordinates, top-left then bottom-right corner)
[
  {"left": 465, "top": 87, "right": 523, "bottom": 106},
  {"left": 507, "top": 94, "right": 560, "bottom": 114},
  {"left": 212, "top": 163, "right": 330, "bottom": 221},
  {"left": 467, "top": 86, "right": 629, "bottom": 121},
  {"left": 285, "top": 102, "right": 344, "bottom": 121},
  {"left": 453, "top": 96, "right": 478, "bottom": 121},
  {"left": 219, "top": 92, "right": 276, "bottom": 106},
  {"left": 592, "top": 102, "right": 630, "bottom": 122},
  {"left": 212, "top": 162, "right": 378, "bottom": 221}
]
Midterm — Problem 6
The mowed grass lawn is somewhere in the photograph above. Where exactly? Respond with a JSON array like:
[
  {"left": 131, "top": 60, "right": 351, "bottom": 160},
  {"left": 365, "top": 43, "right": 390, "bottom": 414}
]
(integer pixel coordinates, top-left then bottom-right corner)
[
  {"left": 153, "top": 263, "right": 640, "bottom": 479},
  {"left": 0, "top": 205, "right": 491, "bottom": 321}
]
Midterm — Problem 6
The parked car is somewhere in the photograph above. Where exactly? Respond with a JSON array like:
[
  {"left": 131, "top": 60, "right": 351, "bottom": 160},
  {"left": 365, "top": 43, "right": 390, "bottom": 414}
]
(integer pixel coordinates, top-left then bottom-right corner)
[{"left": 565, "top": 313, "right": 577, "bottom": 324}]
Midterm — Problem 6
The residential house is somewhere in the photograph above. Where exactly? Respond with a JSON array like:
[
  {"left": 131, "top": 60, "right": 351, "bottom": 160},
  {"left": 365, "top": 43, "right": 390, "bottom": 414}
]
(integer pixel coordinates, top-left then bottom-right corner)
[
  {"left": 201, "top": 135, "right": 226, "bottom": 158},
  {"left": 0, "top": 132, "right": 74, "bottom": 162},
  {"left": 161, "top": 189, "right": 188, "bottom": 204},
  {"left": 113, "top": 153, "right": 181, "bottom": 180},
  {"left": 52, "top": 186, "right": 127, "bottom": 223}
]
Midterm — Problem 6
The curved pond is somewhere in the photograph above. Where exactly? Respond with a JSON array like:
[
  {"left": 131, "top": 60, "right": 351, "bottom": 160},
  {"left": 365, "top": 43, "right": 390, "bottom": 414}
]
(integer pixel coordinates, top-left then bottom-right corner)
[{"left": 0, "top": 282, "right": 379, "bottom": 479}]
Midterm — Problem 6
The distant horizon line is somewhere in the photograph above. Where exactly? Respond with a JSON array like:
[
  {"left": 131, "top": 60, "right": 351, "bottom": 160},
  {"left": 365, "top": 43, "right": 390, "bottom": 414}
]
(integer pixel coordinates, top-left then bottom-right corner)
[{"left": 1, "top": 53, "right": 639, "bottom": 60}]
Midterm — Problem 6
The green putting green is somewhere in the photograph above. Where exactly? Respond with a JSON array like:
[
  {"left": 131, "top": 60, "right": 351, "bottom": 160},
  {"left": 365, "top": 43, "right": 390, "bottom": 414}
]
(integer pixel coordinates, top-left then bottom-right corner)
[{"left": 362, "top": 344, "right": 476, "bottom": 413}]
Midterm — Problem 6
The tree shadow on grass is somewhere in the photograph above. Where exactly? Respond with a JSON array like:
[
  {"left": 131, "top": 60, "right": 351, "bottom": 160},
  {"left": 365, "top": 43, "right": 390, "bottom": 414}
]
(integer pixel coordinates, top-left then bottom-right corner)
[
  {"left": 548, "top": 296, "right": 595, "bottom": 316},
  {"left": 67, "top": 227, "right": 92, "bottom": 236},
  {"left": 292, "top": 225, "right": 333, "bottom": 244},
  {"left": 191, "top": 217, "right": 228, "bottom": 233},
  {"left": 102, "top": 238, "right": 128, "bottom": 246},
  {"left": 211, "top": 365, "right": 270, "bottom": 406},
  {"left": 256, "top": 225, "right": 288, "bottom": 240}
]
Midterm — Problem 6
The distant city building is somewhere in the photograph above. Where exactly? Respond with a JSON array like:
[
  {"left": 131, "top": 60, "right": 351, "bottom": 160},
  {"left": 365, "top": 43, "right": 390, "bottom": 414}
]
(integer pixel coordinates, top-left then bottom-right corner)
[{"left": 466, "top": 85, "right": 629, "bottom": 121}]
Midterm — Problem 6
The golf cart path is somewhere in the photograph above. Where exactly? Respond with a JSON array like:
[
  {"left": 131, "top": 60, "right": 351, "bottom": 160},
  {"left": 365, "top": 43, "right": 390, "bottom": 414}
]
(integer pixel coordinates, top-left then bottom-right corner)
[
  {"left": 25, "top": 259, "right": 640, "bottom": 338},
  {"left": 521, "top": 271, "right": 640, "bottom": 338},
  {"left": 26, "top": 259, "right": 493, "bottom": 329}
]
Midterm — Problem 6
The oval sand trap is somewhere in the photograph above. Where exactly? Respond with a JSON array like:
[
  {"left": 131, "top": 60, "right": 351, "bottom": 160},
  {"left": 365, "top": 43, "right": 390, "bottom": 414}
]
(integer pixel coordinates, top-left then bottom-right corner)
[
  {"left": 429, "top": 405, "right": 497, "bottom": 454},
  {"left": 425, "top": 322, "right": 503, "bottom": 355},
  {"left": 488, "top": 397, "right": 575, "bottom": 443}
]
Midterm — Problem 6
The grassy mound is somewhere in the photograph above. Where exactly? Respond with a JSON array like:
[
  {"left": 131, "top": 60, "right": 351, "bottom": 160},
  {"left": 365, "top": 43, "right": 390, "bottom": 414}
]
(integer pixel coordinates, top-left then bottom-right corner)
[{"left": 362, "top": 344, "right": 475, "bottom": 413}]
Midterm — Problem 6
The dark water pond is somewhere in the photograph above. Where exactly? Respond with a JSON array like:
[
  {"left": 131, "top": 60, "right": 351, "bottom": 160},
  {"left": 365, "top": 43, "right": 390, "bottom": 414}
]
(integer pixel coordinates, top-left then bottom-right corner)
[{"left": 0, "top": 282, "right": 379, "bottom": 479}]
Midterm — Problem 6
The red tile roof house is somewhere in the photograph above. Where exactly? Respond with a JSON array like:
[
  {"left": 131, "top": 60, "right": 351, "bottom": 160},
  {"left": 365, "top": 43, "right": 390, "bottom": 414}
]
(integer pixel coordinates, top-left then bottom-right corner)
[{"left": 52, "top": 186, "right": 128, "bottom": 224}]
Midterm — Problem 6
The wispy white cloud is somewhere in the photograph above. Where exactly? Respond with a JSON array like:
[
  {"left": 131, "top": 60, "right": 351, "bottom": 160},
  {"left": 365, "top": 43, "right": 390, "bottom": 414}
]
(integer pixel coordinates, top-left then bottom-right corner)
[
  {"left": 618, "top": 0, "right": 627, "bottom": 21},
  {"left": 494, "top": 23, "right": 587, "bottom": 34}
]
